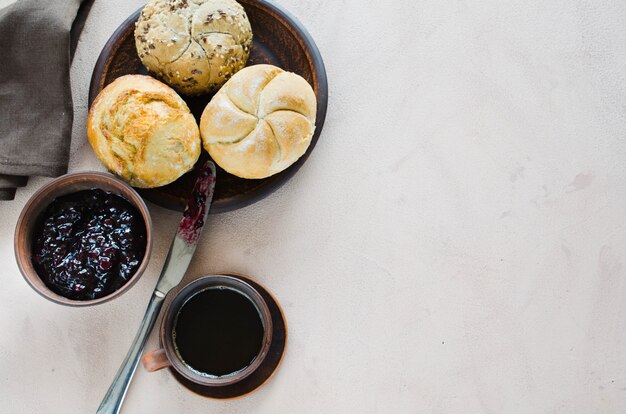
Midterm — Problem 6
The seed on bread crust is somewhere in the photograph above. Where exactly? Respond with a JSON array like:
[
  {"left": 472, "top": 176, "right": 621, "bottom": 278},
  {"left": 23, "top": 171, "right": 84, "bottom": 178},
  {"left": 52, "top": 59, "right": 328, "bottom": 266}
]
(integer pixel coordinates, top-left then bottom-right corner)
[{"left": 134, "top": 0, "right": 253, "bottom": 96}]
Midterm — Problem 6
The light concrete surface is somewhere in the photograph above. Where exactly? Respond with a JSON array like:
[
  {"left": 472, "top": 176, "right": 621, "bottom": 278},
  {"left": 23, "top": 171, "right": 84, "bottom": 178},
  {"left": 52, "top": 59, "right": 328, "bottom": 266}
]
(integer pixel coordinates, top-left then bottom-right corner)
[{"left": 2, "top": 0, "right": 626, "bottom": 412}]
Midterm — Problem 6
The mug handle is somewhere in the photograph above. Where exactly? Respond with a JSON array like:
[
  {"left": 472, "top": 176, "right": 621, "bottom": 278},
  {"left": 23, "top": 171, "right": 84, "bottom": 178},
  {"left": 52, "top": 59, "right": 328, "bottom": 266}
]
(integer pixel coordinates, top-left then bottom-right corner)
[{"left": 142, "top": 349, "right": 171, "bottom": 372}]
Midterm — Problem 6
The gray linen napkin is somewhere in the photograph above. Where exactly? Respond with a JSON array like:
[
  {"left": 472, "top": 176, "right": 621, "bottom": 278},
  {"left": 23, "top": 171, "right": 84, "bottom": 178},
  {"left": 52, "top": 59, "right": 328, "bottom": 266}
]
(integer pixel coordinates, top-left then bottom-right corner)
[{"left": 0, "top": 0, "right": 91, "bottom": 200}]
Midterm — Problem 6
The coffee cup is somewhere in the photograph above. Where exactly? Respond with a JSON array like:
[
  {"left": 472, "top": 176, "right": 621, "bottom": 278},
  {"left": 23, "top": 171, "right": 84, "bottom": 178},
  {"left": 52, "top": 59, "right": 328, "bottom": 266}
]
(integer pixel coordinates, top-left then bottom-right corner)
[{"left": 142, "top": 275, "right": 273, "bottom": 387}]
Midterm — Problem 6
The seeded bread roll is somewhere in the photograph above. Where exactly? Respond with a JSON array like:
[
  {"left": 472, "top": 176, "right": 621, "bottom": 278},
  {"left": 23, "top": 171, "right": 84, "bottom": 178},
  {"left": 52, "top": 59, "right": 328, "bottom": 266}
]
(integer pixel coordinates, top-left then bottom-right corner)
[
  {"left": 135, "top": 0, "right": 253, "bottom": 96},
  {"left": 87, "top": 75, "right": 201, "bottom": 188},
  {"left": 200, "top": 64, "right": 316, "bottom": 179}
]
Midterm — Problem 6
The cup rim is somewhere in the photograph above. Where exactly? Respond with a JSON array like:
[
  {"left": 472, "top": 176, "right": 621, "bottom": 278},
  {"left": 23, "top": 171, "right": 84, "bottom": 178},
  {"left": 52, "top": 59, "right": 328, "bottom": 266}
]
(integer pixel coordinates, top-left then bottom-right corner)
[
  {"left": 14, "top": 171, "right": 153, "bottom": 307},
  {"left": 160, "top": 275, "right": 274, "bottom": 387}
]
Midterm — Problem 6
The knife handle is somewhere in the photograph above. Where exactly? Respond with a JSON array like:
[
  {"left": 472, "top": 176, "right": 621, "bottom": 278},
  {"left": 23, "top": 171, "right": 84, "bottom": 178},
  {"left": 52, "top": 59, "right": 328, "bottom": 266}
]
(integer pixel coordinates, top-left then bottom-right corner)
[{"left": 96, "top": 292, "right": 165, "bottom": 414}]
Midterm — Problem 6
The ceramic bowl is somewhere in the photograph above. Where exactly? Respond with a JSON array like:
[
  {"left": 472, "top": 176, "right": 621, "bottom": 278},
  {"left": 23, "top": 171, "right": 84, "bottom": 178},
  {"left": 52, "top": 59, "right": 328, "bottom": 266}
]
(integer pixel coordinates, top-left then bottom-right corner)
[{"left": 14, "top": 172, "right": 153, "bottom": 306}]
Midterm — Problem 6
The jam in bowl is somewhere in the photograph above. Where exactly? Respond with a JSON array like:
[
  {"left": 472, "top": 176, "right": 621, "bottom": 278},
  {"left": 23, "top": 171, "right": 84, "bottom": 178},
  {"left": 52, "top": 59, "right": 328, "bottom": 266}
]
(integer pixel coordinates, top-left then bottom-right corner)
[
  {"left": 15, "top": 172, "right": 152, "bottom": 306},
  {"left": 31, "top": 189, "right": 147, "bottom": 301}
]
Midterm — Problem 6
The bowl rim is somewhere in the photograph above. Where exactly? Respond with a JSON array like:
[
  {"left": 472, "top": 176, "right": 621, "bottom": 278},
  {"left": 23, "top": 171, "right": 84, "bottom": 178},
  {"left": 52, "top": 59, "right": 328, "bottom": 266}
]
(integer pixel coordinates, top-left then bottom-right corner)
[{"left": 14, "top": 171, "right": 153, "bottom": 307}]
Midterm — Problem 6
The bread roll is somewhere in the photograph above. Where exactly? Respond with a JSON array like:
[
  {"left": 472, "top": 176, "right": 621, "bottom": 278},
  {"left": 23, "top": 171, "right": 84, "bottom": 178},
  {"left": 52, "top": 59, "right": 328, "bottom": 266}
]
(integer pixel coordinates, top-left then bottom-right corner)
[
  {"left": 87, "top": 75, "right": 201, "bottom": 188},
  {"left": 200, "top": 64, "right": 316, "bottom": 179},
  {"left": 135, "top": 0, "right": 253, "bottom": 96}
]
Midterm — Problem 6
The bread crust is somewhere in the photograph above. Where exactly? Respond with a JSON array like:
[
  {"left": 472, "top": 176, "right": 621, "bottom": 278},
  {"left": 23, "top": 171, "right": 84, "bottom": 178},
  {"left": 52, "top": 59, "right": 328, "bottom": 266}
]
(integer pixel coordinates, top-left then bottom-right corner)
[
  {"left": 200, "top": 64, "right": 316, "bottom": 179},
  {"left": 135, "top": 0, "right": 253, "bottom": 96},
  {"left": 87, "top": 75, "right": 201, "bottom": 188}
]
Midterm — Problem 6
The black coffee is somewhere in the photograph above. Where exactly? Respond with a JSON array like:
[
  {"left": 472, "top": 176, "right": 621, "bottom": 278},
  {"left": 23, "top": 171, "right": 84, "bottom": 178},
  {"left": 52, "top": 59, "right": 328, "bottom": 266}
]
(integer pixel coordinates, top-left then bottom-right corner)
[{"left": 173, "top": 288, "right": 264, "bottom": 377}]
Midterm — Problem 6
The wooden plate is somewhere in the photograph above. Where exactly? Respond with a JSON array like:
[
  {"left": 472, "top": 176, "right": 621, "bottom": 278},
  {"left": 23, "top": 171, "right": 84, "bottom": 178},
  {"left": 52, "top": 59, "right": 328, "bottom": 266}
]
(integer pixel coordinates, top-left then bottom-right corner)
[{"left": 89, "top": 1, "right": 328, "bottom": 213}]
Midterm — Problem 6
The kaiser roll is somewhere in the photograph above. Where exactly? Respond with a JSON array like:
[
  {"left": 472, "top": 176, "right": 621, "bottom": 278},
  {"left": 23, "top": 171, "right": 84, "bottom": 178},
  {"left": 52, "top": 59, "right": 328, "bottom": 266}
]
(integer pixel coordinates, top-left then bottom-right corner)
[
  {"left": 135, "top": 0, "right": 253, "bottom": 96},
  {"left": 200, "top": 64, "right": 317, "bottom": 179},
  {"left": 87, "top": 75, "right": 201, "bottom": 188}
]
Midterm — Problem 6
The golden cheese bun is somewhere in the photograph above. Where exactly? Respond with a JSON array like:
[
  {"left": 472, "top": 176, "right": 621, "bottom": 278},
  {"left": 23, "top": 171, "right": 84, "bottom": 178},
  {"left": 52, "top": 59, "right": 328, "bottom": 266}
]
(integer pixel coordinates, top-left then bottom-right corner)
[{"left": 87, "top": 75, "right": 201, "bottom": 188}]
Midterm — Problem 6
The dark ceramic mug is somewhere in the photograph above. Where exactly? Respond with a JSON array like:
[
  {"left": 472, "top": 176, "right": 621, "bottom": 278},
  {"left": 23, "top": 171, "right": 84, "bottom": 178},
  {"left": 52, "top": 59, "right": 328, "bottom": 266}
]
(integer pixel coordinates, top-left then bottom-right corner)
[{"left": 142, "top": 275, "right": 273, "bottom": 387}]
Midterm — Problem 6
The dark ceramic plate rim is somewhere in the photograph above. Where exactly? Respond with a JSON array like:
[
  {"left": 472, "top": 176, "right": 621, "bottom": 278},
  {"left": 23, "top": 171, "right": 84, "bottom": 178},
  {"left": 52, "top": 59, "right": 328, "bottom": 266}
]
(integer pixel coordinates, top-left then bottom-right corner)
[{"left": 88, "top": 1, "right": 328, "bottom": 213}]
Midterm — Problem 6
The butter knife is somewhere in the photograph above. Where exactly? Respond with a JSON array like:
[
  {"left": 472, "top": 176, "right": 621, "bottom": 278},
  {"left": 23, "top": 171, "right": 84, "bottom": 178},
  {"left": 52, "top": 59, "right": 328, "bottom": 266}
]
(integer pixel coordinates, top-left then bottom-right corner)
[{"left": 97, "top": 160, "right": 217, "bottom": 414}]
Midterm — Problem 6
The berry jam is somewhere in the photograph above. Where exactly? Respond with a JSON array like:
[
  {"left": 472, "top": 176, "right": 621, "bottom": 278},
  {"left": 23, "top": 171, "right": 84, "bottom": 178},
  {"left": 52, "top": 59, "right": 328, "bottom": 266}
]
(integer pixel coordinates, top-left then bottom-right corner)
[
  {"left": 178, "top": 161, "right": 215, "bottom": 245},
  {"left": 31, "top": 189, "right": 147, "bottom": 300}
]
